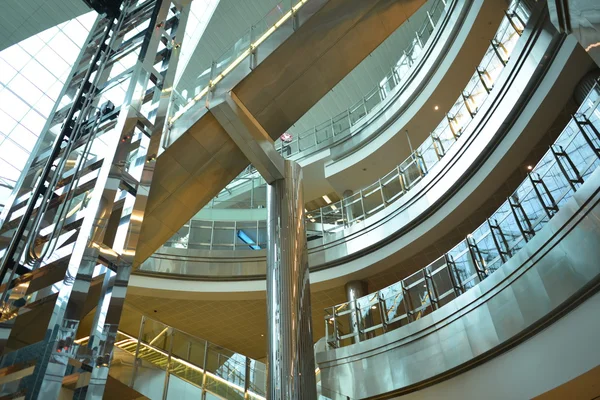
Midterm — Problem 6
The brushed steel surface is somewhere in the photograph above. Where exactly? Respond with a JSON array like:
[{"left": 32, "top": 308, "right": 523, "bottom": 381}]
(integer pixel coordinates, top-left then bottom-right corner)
[
  {"left": 266, "top": 160, "right": 317, "bottom": 399},
  {"left": 316, "top": 168, "right": 600, "bottom": 399},
  {"left": 138, "top": 8, "right": 593, "bottom": 286}
]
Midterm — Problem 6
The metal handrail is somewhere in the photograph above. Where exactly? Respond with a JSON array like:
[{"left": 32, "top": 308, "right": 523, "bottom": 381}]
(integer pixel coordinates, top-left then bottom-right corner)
[
  {"left": 156, "top": 0, "right": 529, "bottom": 251},
  {"left": 205, "top": 0, "right": 450, "bottom": 197},
  {"left": 324, "top": 82, "right": 600, "bottom": 348}
]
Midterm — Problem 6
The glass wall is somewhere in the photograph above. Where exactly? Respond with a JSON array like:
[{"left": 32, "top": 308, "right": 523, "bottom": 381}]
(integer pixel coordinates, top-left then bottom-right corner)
[{"left": 0, "top": 12, "right": 96, "bottom": 208}]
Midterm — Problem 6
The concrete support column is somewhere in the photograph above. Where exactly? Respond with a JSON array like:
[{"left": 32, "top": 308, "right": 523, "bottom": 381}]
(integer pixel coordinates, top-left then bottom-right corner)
[{"left": 266, "top": 160, "right": 317, "bottom": 399}]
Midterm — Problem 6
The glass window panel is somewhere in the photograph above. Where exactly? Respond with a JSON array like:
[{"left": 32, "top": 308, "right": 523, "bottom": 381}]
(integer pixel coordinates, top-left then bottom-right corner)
[
  {"left": 0, "top": 139, "right": 29, "bottom": 170},
  {"left": 0, "top": 110, "right": 18, "bottom": 136},
  {"left": 0, "top": 45, "right": 32, "bottom": 70},
  {"left": 36, "top": 46, "right": 70, "bottom": 79},
  {"left": 0, "top": 89, "right": 31, "bottom": 121},
  {"left": 33, "top": 95, "right": 56, "bottom": 118},
  {"left": 7, "top": 75, "right": 44, "bottom": 106},
  {"left": 20, "top": 60, "right": 58, "bottom": 93},
  {"left": 0, "top": 59, "right": 18, "bottom": 85},
  {"left": 47, "top": 32, "right": 80, "bottom": 64},
  {"left": 8, "top": 125, "right": 38, "bottom": 150}
]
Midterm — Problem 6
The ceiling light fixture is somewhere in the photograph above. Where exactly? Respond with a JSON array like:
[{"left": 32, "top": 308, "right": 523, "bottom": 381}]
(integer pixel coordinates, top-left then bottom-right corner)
[
  {"left": 434, "top": 105, "right": 439, "bottom": 111},
  {"left": 322, "top": 195, "right": 332, "bottom": 204}
]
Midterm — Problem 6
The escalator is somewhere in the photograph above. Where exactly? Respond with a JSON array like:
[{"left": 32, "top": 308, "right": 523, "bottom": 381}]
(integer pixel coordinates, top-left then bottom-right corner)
[{"left": 75, "top": 322, "right": 265, "bottom": 400}]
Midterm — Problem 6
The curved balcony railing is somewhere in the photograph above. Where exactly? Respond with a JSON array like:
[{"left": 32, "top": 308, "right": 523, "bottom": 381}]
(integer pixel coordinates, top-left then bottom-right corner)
[
  {"left": 197, "top": 0, "right": 454, "bottom": 202},
  {"left": 323, "top": 83, "right": 600, "bottom": 348},
  {"left": 157, "top": 0, "right": 529, "bottom": 251}
]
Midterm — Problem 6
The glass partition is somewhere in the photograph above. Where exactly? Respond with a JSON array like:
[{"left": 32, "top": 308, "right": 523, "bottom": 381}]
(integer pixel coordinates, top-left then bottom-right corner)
[
  {"left": 324, "top": 82, "right": 600, "bottom": 348},
  {"left": 76, "top": 315, "right": 268, "bottom": 399}
]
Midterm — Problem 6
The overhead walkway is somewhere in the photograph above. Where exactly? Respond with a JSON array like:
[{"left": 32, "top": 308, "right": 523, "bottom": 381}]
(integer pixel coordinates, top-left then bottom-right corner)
[
  {"left": 134, "top": 0, "right": 430, "bottom": 267},
  {"left": 134, "top": 0, "right": 594, "bottom": 287}
]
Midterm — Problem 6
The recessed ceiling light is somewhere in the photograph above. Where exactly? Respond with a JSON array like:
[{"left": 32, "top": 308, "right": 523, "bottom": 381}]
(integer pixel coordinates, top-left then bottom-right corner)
[
  {"left": 527, "top": 165, "right": 533, "bottom": 170},
  {"left": 322, "top": 195, "right": 332, "bottom": 204},
  {"left": 371, "top": 306, "right": 377, "bottom": 310},
  {"left": 261, "top": 334, "right": 264, "bottom": 337},
  {"left": 434, "top": 105, "right": 439, "bottom": 111}
]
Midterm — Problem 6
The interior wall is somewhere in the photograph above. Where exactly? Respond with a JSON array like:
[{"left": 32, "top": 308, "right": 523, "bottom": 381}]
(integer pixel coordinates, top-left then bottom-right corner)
[{"left": 392, "top": 291, "right": 600, "bottom": 400}]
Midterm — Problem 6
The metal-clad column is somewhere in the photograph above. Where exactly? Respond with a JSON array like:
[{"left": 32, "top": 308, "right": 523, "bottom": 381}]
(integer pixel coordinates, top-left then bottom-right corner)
[
  {"left": 266, "top": 160, "right": 317, "bottom": 399},
  {"left": 345, "top": 280, "right": 370, "bottom": 343}
]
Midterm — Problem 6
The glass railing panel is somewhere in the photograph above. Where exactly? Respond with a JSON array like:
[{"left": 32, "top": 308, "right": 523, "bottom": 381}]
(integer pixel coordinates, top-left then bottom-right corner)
[
  {"left": 381, "top": 168, "right": 404, "bottom": 204},
  {"left": 248, "top": 359, "right": 267, "bottom": 397},
  {"left": 349, "top": 99, "right": 367, "bottom": 125},
  {"left": 140, "top": 319, "right": 170, "bottom": 353},
  {"left": 189, "top": 220, "right": 212, "bottom": 250},
  {"left": 400, "top": 157, "right": 422, "bottom": 189},
  {"left": 491, "top": 202, "right": 525, "bottom": 256},
  {"left": 165, "top": 223, "right": 190, "bottom": 249},
  {"left": 404, "top": 269, "right": 432, "bottom": 320},
  {"left": 395, "top": 53, "right": 411, "bottom": 78},
  {"left": 418, "top": 135, "right": 440, "bottom": 171},
  {"left": 380, "top": 72, "right": 398, "bottom": 97},
  {"left": 298, "top": 129, "right": 317, "bottom": 153},
  {"left": 315, "top": 119, "right": 334, "bottom": 144},
  {"left": 431, "top": 120, "right": 456, "bottom": 155},
  {"left": 537, "top": 158, "right": 571, "bottom": 209},
  {"left": 365, "top": 88, "right": 382, "bottom": 114},
  {"left": 448, "top": 240, "right": 480, "bottom": 290},
  {"left": 332, "top": 111, "right": 351, "bottom": 138},
  {"left": 236, "top": 221, "right": 261, "bottom": 250},
  {"left": 204, "top": 344, "right": 246, "bottom": 399},
  {"left": 429, "top": 258, "right": 457, "bottom": 308},
  {"left": 448, "top": 101, "right": 471, "bottom": 136},
  {"left": 331, "top": 302, "right": 357, "bottom": 347},
  {"left": 322, "top": 201, "right": 345, "bottom": 234},
  {"left": 471, "top": 221, "right": 503, "bottom": 274},
  {"left": 356, "top": 293, "right": 385, "bottom": 337},
  {"left": 166, "top": 374, "right": 203, "bottom": 399},
  {"left": 565, "top": 130, "right": 600, "bottom": 180},
  {"left": 344, "top": 192, "right": 365, "bottom": 225},
  {"left": 212, "top": 221, "right": 236, "bottom": 250},
  {"left": 362, "top": 182, "right": 385, "bottom": 216},
  {"left": 479, "top": 47, "right": 504, "bottom": 88}
]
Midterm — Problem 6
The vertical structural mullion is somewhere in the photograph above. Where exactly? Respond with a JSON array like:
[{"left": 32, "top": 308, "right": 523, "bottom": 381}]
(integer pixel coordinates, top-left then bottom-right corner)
[
  {"left": 201, "top": 340, "right": 209, "bottom": 400},
  {"left": 445, "top": 254, "right": 463, "bottom": 296},
  {"left": 487, "top": 218, "right": 508, "bottom": 263},
  {"left": 161, "top": 329, "right": 174, "bottom": 400},
  {"left": 509, "top": 198, "right": 532, "bottom": 242},
  {"left": 130, "top": 315, "right": 146, "bottom": 388},
  {"left": 573, "top": 115, "right": 600, "bottom": 157},
  {"left": 476, "top": 68, "right": 492, "bottom": 93},
  {"left": 244, "top": 356, "right": 251, "bottom": 399}
]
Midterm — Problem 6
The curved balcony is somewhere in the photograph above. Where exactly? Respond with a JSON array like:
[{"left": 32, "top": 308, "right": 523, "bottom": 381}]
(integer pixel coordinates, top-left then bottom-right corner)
[
  {"left": 134, "top": 2, "right": 593, "bottom": 288},
  {"left": 315, "top": 89, "right": 600, "bottom": 397},
  {"left": 192, "top": 0, "right": 505, "bottom": 208}
]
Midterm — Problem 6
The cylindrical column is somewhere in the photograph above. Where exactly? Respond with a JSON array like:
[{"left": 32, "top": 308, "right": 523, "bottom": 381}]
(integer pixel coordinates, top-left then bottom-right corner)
[
  {"left": 345, "top": 280, "right": 370, "bottom": 343},
  {"left": 267, "top": 160, "right": 317, "bottom": 399},
  {"left": 343, "top": 190, "right": 354, "bottom": 225}
]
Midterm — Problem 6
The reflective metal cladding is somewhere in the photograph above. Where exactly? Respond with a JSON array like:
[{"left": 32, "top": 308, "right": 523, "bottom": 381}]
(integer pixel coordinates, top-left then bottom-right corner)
[{"left": 267, "top": 160, "right": 317, "bottom": 399}]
